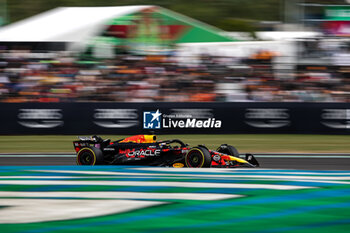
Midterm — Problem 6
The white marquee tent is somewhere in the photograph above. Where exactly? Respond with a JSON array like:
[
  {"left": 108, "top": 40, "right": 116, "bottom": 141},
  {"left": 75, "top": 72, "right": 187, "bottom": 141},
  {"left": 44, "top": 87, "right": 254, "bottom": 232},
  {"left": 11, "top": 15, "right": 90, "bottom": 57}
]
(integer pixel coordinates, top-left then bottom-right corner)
[{"left": 0, "top": 6, "right": 151, "bottom": 49}]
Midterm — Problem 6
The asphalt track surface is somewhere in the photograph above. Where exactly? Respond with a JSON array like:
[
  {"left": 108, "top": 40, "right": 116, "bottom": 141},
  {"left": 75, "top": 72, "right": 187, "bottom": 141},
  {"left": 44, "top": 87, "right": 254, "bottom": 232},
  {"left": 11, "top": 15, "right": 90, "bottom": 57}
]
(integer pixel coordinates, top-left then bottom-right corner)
[{"left": 0, "top": 154, "right": 349, "bottom": 170}]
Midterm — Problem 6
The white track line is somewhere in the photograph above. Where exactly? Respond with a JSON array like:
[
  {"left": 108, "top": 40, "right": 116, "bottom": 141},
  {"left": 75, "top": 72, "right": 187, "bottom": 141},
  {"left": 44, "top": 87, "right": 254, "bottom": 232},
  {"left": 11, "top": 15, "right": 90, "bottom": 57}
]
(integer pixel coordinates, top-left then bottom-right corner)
[
  {"left": 0, "top": 191, "right": 241, "bottom": 201},
  {"left": 0, "top": 176, "right": 78, "bottom": 179},
  {"left": 0, "top": 180, "right": 314, "bottom": 190},
  {"left": 0, "top": 199, "right": 161, "bottom": 224},
  {"left": 32, "top": 170, "right": 350, "bottom": 180},
  {"left": 133, "top": 167, "right": 349, "bottom": 173}
]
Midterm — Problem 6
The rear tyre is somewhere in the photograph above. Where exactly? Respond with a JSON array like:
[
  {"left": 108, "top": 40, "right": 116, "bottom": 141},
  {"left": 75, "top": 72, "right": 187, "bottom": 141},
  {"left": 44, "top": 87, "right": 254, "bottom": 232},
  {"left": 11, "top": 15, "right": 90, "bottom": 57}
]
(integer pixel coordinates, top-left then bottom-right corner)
[
  {"left": 76, "top": 147, "right": 104, "bottom": 165},
  {"left": 217, "top": 144, "right": 240, "bottom": 157},
  {"left": 185, "top": 147, "right": 212, "bottom": 168}
]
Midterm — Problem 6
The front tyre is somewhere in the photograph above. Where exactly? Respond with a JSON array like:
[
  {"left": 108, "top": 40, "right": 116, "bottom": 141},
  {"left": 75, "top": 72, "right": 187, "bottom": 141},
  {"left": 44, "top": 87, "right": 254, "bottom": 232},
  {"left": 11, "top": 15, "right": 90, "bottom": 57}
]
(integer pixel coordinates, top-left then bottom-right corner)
[
  {"left": 76, "top": 147, "right": 104, "bottom": 165},
  {"left": 217, "top": 144, "right": 240, "bottom": 158},
  {"left": 185, "top": 147, "right": 212, "bottom": 168}
]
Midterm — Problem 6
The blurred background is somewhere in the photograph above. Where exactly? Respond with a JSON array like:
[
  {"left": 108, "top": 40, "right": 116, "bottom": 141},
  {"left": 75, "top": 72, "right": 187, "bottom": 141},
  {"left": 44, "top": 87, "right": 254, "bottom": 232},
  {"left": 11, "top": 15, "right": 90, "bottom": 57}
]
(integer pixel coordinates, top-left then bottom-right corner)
[
  {"left": 1, "top": 0, "right": 350, "bottom": 103},
  {"left": 1, "top": 3, "right": 350, "bottom": 231},
  {"left": 1, "top": 0, "right": 350, "bottom": 150}
]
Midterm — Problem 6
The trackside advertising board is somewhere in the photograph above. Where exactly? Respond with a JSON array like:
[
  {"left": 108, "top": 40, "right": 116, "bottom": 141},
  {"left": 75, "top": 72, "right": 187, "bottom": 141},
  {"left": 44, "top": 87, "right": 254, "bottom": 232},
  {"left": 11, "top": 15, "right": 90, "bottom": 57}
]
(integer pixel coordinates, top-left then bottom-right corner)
[
  {"left": 1, "top": 102, "right": 350, "bottom": 134},
  {"left": 325, "top": 6, "right": 350, "bottom": 21},
  {"left": 324, "top": 6, "right": 350, "bottom": 36}
]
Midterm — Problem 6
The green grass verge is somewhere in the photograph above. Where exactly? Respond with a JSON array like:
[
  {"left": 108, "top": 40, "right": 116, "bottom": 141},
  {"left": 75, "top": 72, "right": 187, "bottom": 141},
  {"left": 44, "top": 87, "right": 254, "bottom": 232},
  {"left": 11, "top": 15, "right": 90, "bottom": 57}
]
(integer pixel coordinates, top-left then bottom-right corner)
[{"left": 0, "top": 134, "right": 350, "bottom": 153}]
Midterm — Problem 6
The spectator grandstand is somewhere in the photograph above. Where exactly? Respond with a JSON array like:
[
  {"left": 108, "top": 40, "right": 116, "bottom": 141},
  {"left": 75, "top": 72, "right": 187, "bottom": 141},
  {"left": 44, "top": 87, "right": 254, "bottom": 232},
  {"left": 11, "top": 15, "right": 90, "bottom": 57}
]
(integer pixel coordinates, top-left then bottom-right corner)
[{"left": 0, "top": 46, "right": 349, "bottom": 103}]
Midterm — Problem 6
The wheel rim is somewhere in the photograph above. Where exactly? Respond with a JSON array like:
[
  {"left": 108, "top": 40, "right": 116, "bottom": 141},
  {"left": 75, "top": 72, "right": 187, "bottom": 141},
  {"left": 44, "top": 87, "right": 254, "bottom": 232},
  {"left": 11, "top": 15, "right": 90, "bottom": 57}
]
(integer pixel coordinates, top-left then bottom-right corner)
[
  {"left": 79, "top": 150, "right": 94, "bottom": 165},
  {"left": 186, "top": 150, "right": 204, "bottom": 167}
]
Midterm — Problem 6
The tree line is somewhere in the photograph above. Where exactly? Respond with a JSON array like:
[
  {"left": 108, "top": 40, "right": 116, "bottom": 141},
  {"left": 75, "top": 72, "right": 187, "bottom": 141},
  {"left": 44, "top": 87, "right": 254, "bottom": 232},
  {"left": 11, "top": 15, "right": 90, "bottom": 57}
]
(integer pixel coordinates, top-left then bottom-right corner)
[{"left": 4, "top": 0, "right": 346, "bottom": 31}]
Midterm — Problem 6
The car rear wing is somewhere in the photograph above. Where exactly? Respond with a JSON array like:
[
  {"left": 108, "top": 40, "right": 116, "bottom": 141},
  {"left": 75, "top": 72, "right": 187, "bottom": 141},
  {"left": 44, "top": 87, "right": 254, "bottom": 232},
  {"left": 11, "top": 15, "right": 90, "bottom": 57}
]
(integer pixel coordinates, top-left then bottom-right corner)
[{"left": 73, "top": 136, "right": 102, "bottom": 152}]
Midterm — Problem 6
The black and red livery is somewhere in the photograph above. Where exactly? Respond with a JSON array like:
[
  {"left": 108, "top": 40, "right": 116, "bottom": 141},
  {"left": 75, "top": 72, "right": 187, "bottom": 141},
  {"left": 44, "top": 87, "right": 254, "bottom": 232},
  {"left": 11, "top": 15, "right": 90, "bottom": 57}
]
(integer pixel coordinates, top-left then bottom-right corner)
[{"left": 73, "top": 134, "right": 259, "bottom": 168}]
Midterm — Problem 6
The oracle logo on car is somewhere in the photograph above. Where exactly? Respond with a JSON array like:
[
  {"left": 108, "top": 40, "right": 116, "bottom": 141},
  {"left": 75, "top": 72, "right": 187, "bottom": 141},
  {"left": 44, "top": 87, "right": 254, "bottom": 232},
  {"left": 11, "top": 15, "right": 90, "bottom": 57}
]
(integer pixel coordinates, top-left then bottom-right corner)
[{"left": 128, "top": 149, "right": 161, "bottom": 157}]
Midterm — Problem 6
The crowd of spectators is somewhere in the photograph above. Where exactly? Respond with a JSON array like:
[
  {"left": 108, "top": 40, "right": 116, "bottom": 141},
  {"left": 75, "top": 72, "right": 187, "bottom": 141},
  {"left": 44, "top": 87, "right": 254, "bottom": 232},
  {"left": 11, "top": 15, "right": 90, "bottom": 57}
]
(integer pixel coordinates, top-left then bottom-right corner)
[{"left": 1, "top": 47, "right": 350, "bottom": 102}]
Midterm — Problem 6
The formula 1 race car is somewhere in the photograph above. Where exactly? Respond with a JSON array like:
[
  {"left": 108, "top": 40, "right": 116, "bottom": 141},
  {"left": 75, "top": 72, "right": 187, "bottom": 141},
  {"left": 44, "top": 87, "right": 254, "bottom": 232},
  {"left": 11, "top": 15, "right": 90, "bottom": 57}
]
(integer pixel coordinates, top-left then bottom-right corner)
[{"left": 73, "top": 135, "right": 259, "bottom": 168}]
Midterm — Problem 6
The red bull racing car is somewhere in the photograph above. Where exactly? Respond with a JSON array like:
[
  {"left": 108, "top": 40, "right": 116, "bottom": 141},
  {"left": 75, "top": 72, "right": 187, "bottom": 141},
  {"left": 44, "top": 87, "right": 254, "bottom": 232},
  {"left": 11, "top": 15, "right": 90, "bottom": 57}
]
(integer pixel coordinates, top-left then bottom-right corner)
[{"left": 73, "top": 135, "right": 259, "bottom": 168}]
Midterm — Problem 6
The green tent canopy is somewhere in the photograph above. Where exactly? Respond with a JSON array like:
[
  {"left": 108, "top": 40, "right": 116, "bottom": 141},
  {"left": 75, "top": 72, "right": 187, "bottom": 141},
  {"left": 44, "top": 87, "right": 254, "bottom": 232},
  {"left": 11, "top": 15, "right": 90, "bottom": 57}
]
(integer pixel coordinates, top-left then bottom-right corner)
[{"left": 90, "top": 6, "right": 235, "bottom": 55}]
